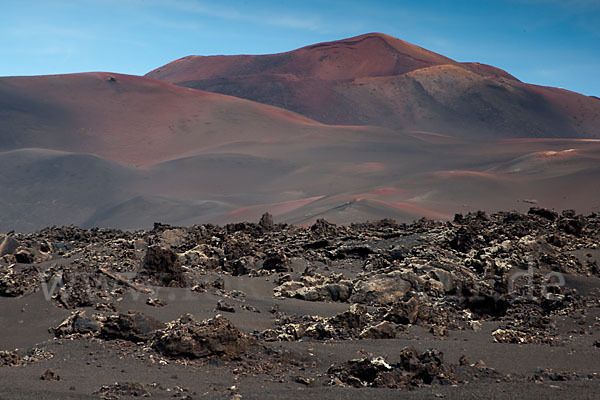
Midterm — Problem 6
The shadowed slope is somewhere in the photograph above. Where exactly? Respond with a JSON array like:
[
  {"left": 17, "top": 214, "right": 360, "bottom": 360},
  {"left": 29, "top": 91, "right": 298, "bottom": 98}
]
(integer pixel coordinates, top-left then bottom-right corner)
[{"left": 0, "top": 149, "right": 140, "bottom": 231}]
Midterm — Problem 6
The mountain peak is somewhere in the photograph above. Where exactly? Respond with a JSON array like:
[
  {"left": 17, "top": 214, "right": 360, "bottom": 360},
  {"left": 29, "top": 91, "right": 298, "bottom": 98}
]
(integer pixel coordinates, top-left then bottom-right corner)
[
  {"left": 145, "top": 33, "right": 599, "bottom": 139},
  {"left": 147, "top": 32, "right": 461, "bottom": 83}
]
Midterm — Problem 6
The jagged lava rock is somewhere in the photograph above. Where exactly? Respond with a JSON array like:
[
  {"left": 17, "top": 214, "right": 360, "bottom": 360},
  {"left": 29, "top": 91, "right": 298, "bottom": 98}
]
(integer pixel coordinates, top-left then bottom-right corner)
[{"left": 153, "top": 314, "right": 254, "bottom": 359}]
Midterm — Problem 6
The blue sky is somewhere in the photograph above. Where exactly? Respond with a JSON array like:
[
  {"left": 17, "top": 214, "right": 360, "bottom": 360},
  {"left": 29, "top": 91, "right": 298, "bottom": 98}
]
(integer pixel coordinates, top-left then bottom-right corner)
[{"left": 1, "top": 0, "right": 599, "bottom": 96}]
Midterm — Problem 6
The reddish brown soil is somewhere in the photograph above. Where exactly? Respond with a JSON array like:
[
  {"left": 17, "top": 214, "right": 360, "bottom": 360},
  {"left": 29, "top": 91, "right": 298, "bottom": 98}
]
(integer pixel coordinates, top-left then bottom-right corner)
[{"left": 0, "top": 72, "right": 324, "bottom": 166}]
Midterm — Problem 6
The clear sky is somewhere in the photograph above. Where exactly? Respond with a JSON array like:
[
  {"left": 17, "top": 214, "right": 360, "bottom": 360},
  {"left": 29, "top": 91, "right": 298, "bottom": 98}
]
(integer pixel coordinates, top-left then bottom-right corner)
[{"left": 1, "top": 0, "right": 599, "bottom": 96}]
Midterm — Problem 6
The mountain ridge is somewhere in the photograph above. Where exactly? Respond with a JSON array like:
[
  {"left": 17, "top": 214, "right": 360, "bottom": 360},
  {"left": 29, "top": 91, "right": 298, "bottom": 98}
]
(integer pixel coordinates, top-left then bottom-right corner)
[{"left": 146, "top": 33, "right": 599, "bottom": 139}]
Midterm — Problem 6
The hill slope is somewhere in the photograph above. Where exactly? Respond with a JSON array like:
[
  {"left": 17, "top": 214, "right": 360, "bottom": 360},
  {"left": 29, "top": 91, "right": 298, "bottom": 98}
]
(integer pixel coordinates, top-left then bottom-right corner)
[
  {"left": 0, "top": 72, "right": 328, "bottom": 166},
  {"left": 147, "top": 33, "right": 600, "bottom": 139}
]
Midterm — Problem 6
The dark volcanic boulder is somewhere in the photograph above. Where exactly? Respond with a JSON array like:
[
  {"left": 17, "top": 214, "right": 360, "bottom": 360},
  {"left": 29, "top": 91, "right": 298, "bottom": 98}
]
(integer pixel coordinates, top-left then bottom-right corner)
[
  {"left": 40, "top": 368, "right": 60, "bottom": 381},
  {"left": 153, "top": 314, "right": 253, "bottom": 359},
  {"left": 558, "top": 216, "right": 585, "bottom": 236},
  {"left": 262, "top": 250, "right": 290, "bottom": 272},
  {"left": 384, "top": 297, "right": 420, "bottom": 324},
  {"left": 224, "top": 255, "right": 256, "bottom": 276},
  {"left": 463, "top": 292, "right": 509, "bottom": 317},
  {"left": 350, "top": 271, "right": 411, "bottom": 305},
  {"left": 100, "top": 311, "right": 165, "bottom": 342},
  {"left": 328, "top": 357, "right": 393, "bottom": 388},
  {"left": 398, "top": 347, "right": 448, "bottom": 385},
  {"left": 310, "top": 218, "right": 338, "bottom": 236},
  {"left": 328, "top": 347, "right": 454, "bottom": 388},
  {"left": 71, "top": 313, "right": 101, "bottom": 334},
  {"left": 0, "top": 235, "right": 20, "bottom": 257},
  {"left": 329, "top": 304, "right": 371, "bottom": 331},
  {"left": 528, "top": 207, "right": 558, "bottom": 221},
  {"left": 359, "top": 321, "right": 397, "bottom": 339},
  {"left": 259, "top": 212, "right": 274, "bottom": 230},
  {"left": 51, "top": 311, "right": 101, "bottom": 337},
  {"left": 54, "top": 271, "right": 107, "bottom": 308},
  {"left": 449, "top": 226, "right": 477, "bottom": 253},
  {"left": 141, "top": 245, "right": 188, "bottom": 287},
  {"left": 14, "top": 249, "right": 34, "bottom": 264}
]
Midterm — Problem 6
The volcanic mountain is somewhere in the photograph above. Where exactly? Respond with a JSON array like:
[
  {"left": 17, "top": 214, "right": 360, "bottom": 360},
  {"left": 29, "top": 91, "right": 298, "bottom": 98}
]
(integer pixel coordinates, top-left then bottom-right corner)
[
  {"left": 2, "top": 35, "right": 600, "bottom": 232},
  {"left": 147, "top": 33, "right": 600, "bottom": 139}
]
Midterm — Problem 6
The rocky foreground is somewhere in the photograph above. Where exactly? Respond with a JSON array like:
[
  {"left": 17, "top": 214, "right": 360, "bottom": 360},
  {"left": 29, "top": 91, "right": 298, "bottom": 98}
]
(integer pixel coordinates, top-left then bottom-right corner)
[{"left": 1, "top": 209, "right": 600, "bottom": 399}]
